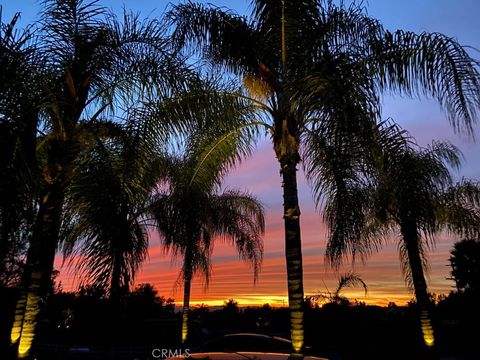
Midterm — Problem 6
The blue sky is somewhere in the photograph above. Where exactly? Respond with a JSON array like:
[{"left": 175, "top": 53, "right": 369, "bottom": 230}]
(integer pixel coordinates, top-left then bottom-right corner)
[{"left": 4, "top": 0, "right": 480, "bottom": 304}]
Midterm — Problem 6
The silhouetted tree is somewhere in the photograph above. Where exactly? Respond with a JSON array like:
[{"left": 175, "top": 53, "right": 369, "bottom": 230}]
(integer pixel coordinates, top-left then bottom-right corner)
[
  {"left": 77, "top": 284, "right": 107, "bottom": 300},
  {"left": 126, "top": 283, "right": 166, "bottom": 319},
  {"left": 130, "top": 284, "right": 162, "bottom": 304},
  {"left": 327, "top": 136, "right": 480, "bottom": 349},
  {"left": 223, "top": 299, "right": 240, "bottom": 314},
  {"left": 450, "top": 239, "right": 480, "bottom": 294},
  {"left": 61, "top": 126, "right": 165, "bottom": 304},
  {"left": 151, "top": 129, "right": 264, "bottom": 344}
]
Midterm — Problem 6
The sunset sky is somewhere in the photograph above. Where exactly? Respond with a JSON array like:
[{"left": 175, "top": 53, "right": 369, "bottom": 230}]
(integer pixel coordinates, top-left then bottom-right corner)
[{"left": 4, "top": 0, "right": 480, "bottom": 306}]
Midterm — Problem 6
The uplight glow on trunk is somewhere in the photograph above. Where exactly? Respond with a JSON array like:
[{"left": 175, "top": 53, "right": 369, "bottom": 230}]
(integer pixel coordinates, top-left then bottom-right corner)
[
  {"left": 420, "top": 309, "right": 435, "bottom": 347},
  {"left": 17, "top": 272, "right": 42, "bottom": 359},
  {"left": 10, "top": 290, "right": 27, "bottom": 344}
]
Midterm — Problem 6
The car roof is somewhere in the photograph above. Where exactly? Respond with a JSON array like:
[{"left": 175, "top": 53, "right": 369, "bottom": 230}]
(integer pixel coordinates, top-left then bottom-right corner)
[
  {"left": 224, "top": 333, "right": 273, "bottom": 338},
  {"left": 223, "top": 333, "right": 291, "bottom": 343},
  {"left": 166, "top": 352, "right": 328, "bottom": 360}
]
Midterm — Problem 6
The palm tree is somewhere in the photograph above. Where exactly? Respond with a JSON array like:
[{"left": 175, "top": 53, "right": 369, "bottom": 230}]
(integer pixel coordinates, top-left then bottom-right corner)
[
  {"left": 60, "top": 124, "right": 165, "bottom": 305},
  {"left": 169, "top": 0, "right": 480, "bottom": 355},
  {"left": 324, "top": 136, "right": 480, "bottom": 349},
  {"left": 5, "top": 1, "right": 189, "bottom": 357},
  {"left": 58, "top": 75, "right": 261, "bottom": 343},
  {"left": 150, "top": 131, "right": 264, "bottom": 344},
  {"left": 1, "top": 10, "right": 44, "bottom": 354}
]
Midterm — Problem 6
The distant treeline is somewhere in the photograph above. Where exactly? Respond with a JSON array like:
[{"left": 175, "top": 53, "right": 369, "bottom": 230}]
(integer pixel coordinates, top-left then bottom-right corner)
[{"left": 1, "top": 282, "right": 479, "bottom": 359}]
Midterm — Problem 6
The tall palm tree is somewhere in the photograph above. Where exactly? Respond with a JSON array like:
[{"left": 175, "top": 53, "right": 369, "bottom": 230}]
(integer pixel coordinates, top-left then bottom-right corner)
[
  {"left": 324, "top": 136, "right": 480, "bottom": 349},
  {"left": 5, "top": 1, "right": 189, "bottom": 357},
  {"left": 169, "top": 0, "right": 480, "bottom": 355},
  {"left": 150, "top": 131, "right": 264, "bottom": 344},
  {"left": 1, "top": 10, "right": 44, "bottom": 354}
]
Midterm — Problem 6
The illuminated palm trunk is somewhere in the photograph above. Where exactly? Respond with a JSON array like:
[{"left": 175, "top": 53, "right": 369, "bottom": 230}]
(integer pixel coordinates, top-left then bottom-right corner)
[
  {"left": 14, "top": 182, "right": 64, "bottom": 359},
  {"left": 275, "top": 124, "right": 305, "bottom": 358},
  {"left": 7, "top": 113, "right": 39, "bottom": 348},
  {"left": 181, "top": 246, "right": 194, "bottom": 344},
  {"left": 17, "top": 272, "right": 43, "bottom": 359},
  {"left": 181, "top": 275, "right": 192, "bottom": 343},
  {"left": 402, "top": 224, "right": 435, "bottom": 348},
  {"left": 10, "top": 289, "right": 27, "bottom": 345}
]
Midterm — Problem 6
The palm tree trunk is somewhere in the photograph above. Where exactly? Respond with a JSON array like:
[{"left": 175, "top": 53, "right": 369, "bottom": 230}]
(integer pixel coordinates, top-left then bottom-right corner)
[
  {"left": 402, "top": 224, "right": 435, "bottom": 349},
  {"left": 1, "top": 111, "right": 37, "bottom": 286},
  {"left": 15, "top": 184, "right": 64, "bottom": 359},
  {"left": 181, "top": 274, "right": 192, "bottom": 344},
  {"left": 181, "top": 246, "right": 194, "bottom": 344},
  {"left": 275, "top": 125, "right": 305, "bottom": 358},
  {"left": 10, "top": 288, "right": 27, "bottom": 346},
  {"left": 110, "top": 250, "right": 123, "bottom": 304}
]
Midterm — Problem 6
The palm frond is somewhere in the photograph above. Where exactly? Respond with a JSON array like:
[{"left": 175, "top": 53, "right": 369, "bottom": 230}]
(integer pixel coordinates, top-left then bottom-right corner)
[
  {"left": 168, "top": 2, "right": 261, "bottom": 77},
  {"left": 187, "top": 121, "right": 259, "bottom": 191},
  {"left": 40, "top": 0, "right": 106, "bottom": 63},
  {"left": 62, "top": 129, "right": 159, "bottom": 294},
  {"left": 0, "top": 10, "right": 40, "bottom": 274},
  {"left": 323, "top": 184, "right": 387, "bottom": 266},
  {"left": 39, "top": 0, "right": 191, "bottom": 126},
  {"left": 370, "top": 30, "right": 480, "bottom": 133},
  {"left": 334, "top": 271, "right": 368, "bottom": 297},
  {"left": 435, "top": 179, "right": 480, "bottom": 239},
  {"left": 304, "top": 121, "right": 409, "bottom": 265},
  {"left": 208, "top": 190, "right": 265, "bottom": 280}
]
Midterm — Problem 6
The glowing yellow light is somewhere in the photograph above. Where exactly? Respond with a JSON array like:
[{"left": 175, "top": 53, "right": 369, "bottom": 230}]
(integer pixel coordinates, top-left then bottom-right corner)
[
  {"left": 181, "top": 308, "right": 189, "bottom": 343},
  {"left": 18, "top": 272, "right": 42, "bottom": 359},
  {"left": 10, "top": 316, "right": 24, "bottom": 344},
  {"left": 290, "top": 327, "right": 304, "bottom": 353},
  {"left": 420, "top": 310, "right": 435, "bottom": 347},
  {"left": 10, "top": 327, "right": 22, "bottom": 344},
  {"left": 10, "top": 292, "right": 27, "bottom": 344}
]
